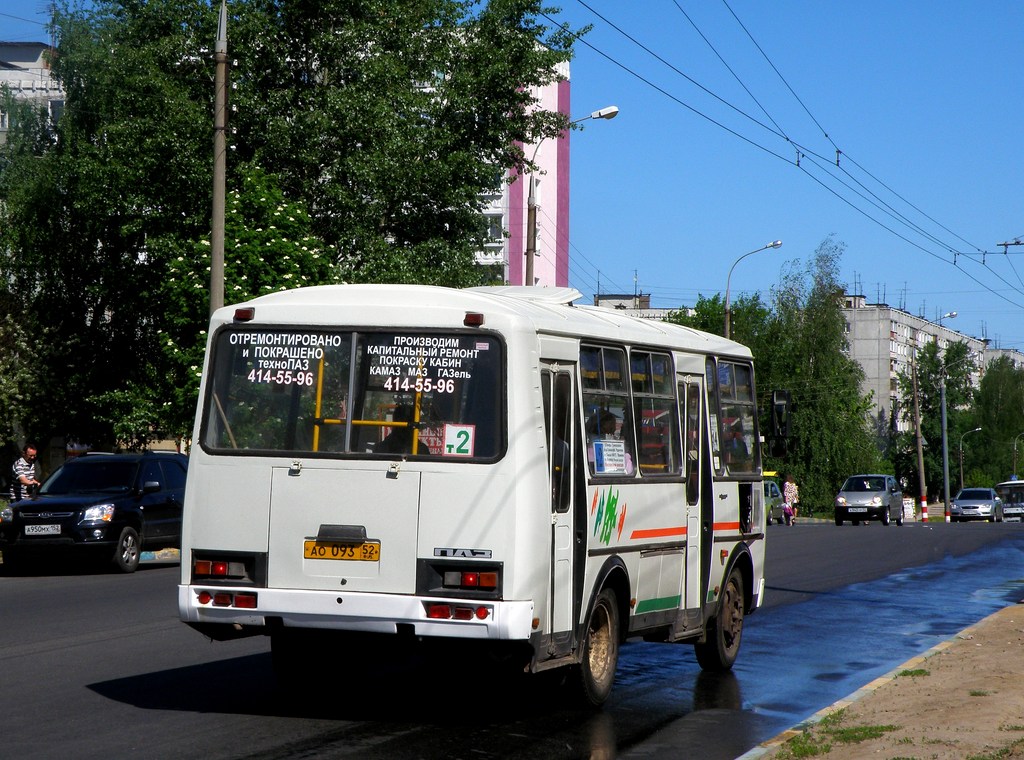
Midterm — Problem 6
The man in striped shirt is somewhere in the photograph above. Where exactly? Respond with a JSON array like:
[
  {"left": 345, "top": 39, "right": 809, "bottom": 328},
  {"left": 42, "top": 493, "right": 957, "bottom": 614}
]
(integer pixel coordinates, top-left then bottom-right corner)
[{"left": 9, "top": 443, "right": 40, "bottom": 502}]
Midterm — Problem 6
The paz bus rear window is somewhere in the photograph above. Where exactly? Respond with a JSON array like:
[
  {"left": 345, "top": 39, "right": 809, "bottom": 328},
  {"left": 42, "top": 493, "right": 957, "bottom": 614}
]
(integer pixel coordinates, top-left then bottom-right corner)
[{"left": 200, "top": 329, "right": 503, "bottom": 460}]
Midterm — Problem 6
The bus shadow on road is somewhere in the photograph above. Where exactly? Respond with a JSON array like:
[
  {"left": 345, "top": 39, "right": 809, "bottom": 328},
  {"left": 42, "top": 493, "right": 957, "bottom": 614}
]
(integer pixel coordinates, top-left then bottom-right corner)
[{"left": 87, "top": 650, "right": 582, "bottom": 721}]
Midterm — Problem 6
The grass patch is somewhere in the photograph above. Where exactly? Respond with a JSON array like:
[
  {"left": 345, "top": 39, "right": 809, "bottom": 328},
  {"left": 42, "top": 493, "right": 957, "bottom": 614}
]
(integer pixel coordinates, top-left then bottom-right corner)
[
  {"left": 967, "top": 737, "right": 1024, "bottom": 759},
  {"left": 1001, "top": 725, "right": 1024, "bottom": 732},
  {"left": 897, "top": 668, "right": 930, "bottom": 678},
  {"left": 776, "top": 709, "right": 900, "bottom": 758},
  {"left": 969, "top": 689, "right": 991, "bottom": 697},
  {"left": 776, "top": 731, "right": 831, "bottom": 758}
]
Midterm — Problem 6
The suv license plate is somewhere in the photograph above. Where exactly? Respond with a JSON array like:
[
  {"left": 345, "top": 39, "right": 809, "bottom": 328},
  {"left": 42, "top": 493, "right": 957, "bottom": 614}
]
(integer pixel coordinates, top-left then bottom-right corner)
[
  {"left": 25, "top": 524, "right": 60, "bottom": 535},
  {"left": 303, "top": 540, "right": 380, "bottom": 562}
]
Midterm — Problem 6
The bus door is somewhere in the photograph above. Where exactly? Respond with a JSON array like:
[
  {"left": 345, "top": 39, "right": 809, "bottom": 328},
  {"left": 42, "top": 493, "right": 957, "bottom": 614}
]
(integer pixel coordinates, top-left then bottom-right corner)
[
  {"left": 678, "top": 374, "right": 705, "bottom": 624},
  {"left": 541, "top": 364, "right": 578, "bottom": 653}
]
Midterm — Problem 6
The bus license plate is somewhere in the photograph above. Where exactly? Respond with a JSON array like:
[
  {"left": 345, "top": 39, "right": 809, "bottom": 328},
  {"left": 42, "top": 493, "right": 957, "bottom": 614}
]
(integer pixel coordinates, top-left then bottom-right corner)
[
  {"left": 25, "top": 524, "right": 60, "bottom": 535},
  {"left": 303, "top": 540, "right": 380, "bottom": 562}
]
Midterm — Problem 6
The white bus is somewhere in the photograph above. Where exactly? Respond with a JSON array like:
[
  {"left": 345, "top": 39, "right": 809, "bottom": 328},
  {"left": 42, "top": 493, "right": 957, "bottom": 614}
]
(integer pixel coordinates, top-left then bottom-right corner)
[
  {"left": 178, "top": 284, "right": 768, "bottom": 705},
  {"left": 995, "top": 480, "right": 1024, "bottom": 522}
]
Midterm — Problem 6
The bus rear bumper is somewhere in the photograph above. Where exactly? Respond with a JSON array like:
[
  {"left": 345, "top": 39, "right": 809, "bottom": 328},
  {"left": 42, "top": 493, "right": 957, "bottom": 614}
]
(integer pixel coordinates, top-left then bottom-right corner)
[{"left": 178, "top": 585, "right": 535, "bottom": 641}]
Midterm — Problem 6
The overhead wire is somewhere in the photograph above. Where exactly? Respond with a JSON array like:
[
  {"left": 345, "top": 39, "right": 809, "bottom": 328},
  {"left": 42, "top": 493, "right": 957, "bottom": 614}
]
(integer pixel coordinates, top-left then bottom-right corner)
[{"left": 557, "top": 1, "right": 1024, "bottom": 314}]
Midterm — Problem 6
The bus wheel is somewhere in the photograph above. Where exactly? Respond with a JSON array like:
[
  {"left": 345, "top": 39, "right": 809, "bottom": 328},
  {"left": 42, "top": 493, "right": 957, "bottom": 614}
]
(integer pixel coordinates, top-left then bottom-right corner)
[
  {"left": 695, "top": 569, "right": 744, "bottom": 671},
  {"left": 571, "top": 588, "right": 619, "bottom": 707}
]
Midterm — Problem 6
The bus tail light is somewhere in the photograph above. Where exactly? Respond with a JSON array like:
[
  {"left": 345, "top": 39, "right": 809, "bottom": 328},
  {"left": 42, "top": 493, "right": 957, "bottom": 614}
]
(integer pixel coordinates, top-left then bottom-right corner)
[
  {"left": 195, "top": 590, "right": 258, "bottom": 609},
  {"left": 442, "top": 569, "right": 499, "bottom": 590},
  {"left": 426, "top": 602, "right": 491, "bottom": 620},
  {"left": 194, "top": 558, "right": 247, "bottom": 579}
]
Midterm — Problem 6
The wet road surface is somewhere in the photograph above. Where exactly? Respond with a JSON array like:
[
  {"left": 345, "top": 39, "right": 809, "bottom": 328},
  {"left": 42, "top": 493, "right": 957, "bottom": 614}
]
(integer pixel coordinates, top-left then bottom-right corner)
[{"left": 8, "top": 521, "right": 1024, "bottom": 759}]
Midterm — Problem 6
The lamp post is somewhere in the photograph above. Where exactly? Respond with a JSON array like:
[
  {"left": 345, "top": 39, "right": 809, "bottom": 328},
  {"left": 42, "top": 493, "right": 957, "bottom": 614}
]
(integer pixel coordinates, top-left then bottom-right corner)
[
  {"left": 524, "top": 105, "right": 618, "bottom": 286},
  {"left": 937, "top": 311, "right": 960, "bottom": 523},
  {"left": 723, "top": 240, "right": 782, "bottom": 339},
  {"left": 210, "top": 0, "right": 228, "bottom": 316},
  {"left": 959, "top": 427, "right": 982, "bottom": 492},
  {"left": 1014, "top": 432, "right": 1024, "bottom": 479}
]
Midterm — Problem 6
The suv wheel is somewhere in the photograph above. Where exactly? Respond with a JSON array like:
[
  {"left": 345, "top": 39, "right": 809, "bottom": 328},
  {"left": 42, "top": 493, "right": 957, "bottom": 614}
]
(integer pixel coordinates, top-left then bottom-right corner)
[{"left": 113, "top": 527, "right": 141, "bottom": 573}]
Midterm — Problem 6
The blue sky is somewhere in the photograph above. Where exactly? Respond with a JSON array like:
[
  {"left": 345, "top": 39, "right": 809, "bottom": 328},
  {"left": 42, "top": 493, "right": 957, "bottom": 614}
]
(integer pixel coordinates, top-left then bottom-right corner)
[
  {"left": 3, "top": 2, "right": 1023, "bottom": 349},
  {"left": 556, "top": 2, "right": 1024, "bottom": 350}
]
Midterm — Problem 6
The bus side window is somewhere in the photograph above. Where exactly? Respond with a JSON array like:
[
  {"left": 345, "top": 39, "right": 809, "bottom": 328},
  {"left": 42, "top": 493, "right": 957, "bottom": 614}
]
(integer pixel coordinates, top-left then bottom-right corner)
[
  {"left": 631, "top": 351, "right": 679, "bottom": 476},
  {"left": 581, "top": 346, "right": 636, "bottom": 477},
  {"left": 681, "top": 381, "right": 701, "bottom": 505},
  {"left": 542, "top": 369, "right": 573, "bottom": 512}
]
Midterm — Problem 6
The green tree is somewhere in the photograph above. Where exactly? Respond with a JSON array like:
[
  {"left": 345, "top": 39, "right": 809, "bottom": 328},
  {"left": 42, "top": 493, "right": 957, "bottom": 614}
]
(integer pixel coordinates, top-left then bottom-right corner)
[
  {"left": 763, "top": 237, "right": 885, "bottom": 511},
  {"left": 669, "top": 236, "right": 884, "bottom": 511},
  {"left": 970, "top": 355, "right": 1024, "bottom": 484},
  {"left": 0, "top": 0, "right": 584, "bottom": 448},
  {"left": 229, "top": 0, "right": 577, "bottom": 285},
  {"left": 896, "top": 340, "right": 975, "bottom": 502}
]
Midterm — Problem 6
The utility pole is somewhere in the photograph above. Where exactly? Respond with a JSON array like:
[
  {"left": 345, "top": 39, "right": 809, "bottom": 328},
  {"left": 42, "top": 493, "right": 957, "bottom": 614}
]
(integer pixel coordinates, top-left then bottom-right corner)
[
  {"left": 210, "top": 0, "right": 228, "bottom": 316},
  {"left": 997, "top": 239, "right": 1023, "bottom": 255},
  {"left": 911, "top": 354, "right": 928, "bottom": 522}
]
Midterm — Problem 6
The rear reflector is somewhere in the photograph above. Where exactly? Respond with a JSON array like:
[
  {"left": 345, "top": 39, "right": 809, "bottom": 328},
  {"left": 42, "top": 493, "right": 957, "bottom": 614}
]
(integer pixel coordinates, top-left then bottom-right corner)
[
  {"left": 426, "top": 602, "right": 491, "bottom": 621},
  {"left": 195, "top": 590, "right": 258, "bottom": 609}
]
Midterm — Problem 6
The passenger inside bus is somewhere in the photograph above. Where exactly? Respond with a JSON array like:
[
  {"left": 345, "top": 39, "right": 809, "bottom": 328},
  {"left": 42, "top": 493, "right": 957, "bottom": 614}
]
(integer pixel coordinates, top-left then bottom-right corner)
[
  {"left": 377, "top": 405, "right": 429, "bottom": 455},
  {"left": 587, "top": 410, "right": 634, "bottom": 475}
]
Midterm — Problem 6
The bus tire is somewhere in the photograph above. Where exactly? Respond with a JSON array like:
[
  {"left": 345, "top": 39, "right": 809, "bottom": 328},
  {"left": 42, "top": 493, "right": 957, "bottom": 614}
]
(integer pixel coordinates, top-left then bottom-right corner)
[
  {"left": 571, "top": 588, "right": 619, "bottom": 707},
  {"left": 695, "top": 568, "right": 744, "bottom": 671}
]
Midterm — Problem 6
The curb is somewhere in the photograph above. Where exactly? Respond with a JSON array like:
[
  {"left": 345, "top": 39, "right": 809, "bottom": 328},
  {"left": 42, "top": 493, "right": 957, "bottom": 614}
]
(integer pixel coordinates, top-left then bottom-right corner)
[{"left": 735, "top": 608, "right": 1011, "bottom": 758}]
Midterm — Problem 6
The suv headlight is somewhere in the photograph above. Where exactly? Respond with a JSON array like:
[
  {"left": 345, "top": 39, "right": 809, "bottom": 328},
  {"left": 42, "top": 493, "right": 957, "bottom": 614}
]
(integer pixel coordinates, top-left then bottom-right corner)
[{"left": 81, "top": 503, "right": 116, "bottom": 523}]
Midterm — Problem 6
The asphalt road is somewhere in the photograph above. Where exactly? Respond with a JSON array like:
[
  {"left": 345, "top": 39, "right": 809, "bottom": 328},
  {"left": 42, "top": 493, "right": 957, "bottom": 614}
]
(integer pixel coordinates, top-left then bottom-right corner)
[{"left": 3, "top": 520, "right": 1023, "bottom": 760}]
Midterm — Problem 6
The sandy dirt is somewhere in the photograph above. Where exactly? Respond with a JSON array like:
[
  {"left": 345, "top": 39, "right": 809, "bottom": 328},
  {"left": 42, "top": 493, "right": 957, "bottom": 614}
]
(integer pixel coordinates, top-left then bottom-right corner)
[{"left": 756, "top": 604, "right": 1024, "bottom": 759}]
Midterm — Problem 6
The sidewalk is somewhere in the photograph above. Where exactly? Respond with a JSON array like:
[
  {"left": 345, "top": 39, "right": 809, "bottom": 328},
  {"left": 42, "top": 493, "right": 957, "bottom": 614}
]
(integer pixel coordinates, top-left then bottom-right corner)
[{"left": 743, "top": 602, "right": 1024, "bottom": 759}]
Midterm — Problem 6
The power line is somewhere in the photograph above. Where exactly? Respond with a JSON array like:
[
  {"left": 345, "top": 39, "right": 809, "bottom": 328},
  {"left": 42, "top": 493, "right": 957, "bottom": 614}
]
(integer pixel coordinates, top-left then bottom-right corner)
[{"left": 560, "top": 2, "right": 1024, "bottom": 312}]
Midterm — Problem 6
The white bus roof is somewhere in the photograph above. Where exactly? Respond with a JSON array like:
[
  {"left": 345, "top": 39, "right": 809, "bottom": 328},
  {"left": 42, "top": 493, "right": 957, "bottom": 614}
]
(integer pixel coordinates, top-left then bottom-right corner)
[{"left": 214, "top": 284, "right": 751, "bottom": 359}]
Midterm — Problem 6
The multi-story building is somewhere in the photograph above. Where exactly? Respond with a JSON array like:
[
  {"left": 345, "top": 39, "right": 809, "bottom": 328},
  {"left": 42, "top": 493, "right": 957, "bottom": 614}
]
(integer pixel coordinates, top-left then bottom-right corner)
[
  {"left": 477, "top": 61, "right": 571, "bottom": 287},
  {"left": 0, "top": 41, "right": 64, "bottom": 145},
  {"left": 841, "top": 293, "right": 1024, "bottom": 433}
]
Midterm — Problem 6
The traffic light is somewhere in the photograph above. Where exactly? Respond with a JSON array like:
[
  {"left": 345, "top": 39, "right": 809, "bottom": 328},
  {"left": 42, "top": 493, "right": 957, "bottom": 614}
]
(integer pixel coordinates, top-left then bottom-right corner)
[{"left": 771, "top": 390, "right": 791, "bottom": 439}]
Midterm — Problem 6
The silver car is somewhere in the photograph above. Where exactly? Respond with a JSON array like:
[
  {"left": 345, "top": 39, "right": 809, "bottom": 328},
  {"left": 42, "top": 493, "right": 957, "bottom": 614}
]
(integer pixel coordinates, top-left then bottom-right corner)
[
  {"left": 834, "top": 474, "right": 904, "bottom": 526},
  {"left": 764, "top": 480, "right": 785, "bottom": 524},
  {"left": 951, "top": 488, "right": 1003, "bottom": 522}
]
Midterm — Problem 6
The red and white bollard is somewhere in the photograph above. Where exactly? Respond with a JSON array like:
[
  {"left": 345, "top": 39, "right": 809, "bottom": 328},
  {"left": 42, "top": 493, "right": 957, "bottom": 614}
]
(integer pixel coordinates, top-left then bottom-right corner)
[{"left": 920, "top": 498, "right": 928, "bottom": 522}]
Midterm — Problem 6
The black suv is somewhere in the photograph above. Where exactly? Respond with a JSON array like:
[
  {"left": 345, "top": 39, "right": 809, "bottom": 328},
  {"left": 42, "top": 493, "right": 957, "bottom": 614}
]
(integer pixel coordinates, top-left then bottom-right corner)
[{"left": 0, "top": 451, "right": 187, "bottom": 572}]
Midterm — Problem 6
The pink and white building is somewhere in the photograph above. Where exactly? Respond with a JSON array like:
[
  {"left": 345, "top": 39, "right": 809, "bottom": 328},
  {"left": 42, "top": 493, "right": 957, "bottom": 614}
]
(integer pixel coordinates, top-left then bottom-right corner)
[{"left": 478, "top": 61, "right": 572, "bottom": 286}]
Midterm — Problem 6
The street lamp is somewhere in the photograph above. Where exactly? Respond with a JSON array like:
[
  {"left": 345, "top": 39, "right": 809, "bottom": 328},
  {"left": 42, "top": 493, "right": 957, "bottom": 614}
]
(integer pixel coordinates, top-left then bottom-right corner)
[
  {"left": 1014, "top": 432, "right": 1024, "bottom": 478},
  {"left": 937, "top": 310, "right": 957, "bottom": 325},
  {"left": 940, "top": 348, "right": 976, "bottom": 521},
  {"left": 723, "top": 240, "right": 782, "bottom": 339},
  {"left": 959, "top": 427, "right": 982, "bottom": 492},
  {"left": 524, "top": 105, "right": 619, "bottom": 286}
]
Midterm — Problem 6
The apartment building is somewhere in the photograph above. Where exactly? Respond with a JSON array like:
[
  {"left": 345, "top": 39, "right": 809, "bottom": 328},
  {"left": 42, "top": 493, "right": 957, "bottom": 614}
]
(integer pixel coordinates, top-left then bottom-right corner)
[
  {"left": 841, "top": 294, "right": 1024, "bottom": 433},
  {"left": 0, "top": 41, "right": 64, "bottom": 145}
]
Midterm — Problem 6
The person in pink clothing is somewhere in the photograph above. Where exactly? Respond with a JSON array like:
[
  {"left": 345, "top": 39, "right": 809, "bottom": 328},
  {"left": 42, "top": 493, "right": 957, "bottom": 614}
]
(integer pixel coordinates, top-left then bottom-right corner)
[{"left": 783, "top": 473, "right": 800, "bottom": 525}]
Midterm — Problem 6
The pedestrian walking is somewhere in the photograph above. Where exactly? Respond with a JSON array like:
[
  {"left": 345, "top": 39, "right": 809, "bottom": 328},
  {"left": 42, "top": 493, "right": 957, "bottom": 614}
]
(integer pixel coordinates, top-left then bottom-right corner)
[{"left": 783, "top": 473, "right": 800, "bottom": 525}]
